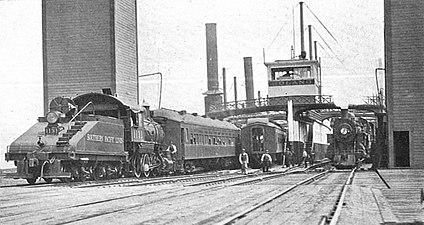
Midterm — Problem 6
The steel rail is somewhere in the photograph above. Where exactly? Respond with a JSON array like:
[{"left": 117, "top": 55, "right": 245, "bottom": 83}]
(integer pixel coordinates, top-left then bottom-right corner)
[
  {"left": 216, "top": 171, "right": 329, "bottom": 225},
  {"left": 320, "top": 168, "right": 356, "bottom": 225}
]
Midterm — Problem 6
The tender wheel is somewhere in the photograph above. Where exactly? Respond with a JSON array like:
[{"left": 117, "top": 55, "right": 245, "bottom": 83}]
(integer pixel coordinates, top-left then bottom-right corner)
[
  {"left": 184, "top": 162, "right": 195, "bottom": 173},
  {"left": 26, "top": 178, "right": 37, "bottom": 185},
  {"left": 94, "top": 165, "right": 107, "bottom": 180},
  {"left": 60, "top": 178, "right": 71, "bottom": 183},
  {"left": 43, "top": 178, "right": 53, "bottom": 183},
  {"left": 142, "top": 154, "right": 151, "bottom": 178}
]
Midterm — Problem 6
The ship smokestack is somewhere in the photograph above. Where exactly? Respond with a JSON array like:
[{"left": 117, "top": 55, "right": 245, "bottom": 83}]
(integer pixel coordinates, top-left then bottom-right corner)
[
  {"left": 206, "top": 23, "right": 219, "bottom": 91},
  {"left": 204, "top": 23, "right": 222, "bottom": 114},
  {"left": 243, "top": 57, "right": 254, "bottom": 105},
  {"left": 299, "top": 2, "right": 305, "bottom": 55},
  {"left": 223, "top": 67, "right": 227, "bottom": 109}
]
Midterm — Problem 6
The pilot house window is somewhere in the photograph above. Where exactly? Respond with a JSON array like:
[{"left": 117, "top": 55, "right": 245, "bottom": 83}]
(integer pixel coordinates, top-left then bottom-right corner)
[{"left": 271, "top": 66, "right": 311, "bottom": 80}]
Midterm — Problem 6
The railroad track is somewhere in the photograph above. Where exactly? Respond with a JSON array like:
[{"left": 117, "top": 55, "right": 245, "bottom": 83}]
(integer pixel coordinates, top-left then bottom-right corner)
[
  {"left": 319, "top": 168, "right": 356, "bottom": 225},
  {"left": 212, "top": 171, "right": 330, "bottom": 225},
  {"left": 0, "top": 169, "right": 237, "bottom": 189}
]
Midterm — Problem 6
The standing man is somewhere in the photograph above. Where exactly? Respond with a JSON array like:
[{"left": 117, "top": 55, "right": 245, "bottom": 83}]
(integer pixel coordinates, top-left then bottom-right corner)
[
  {"left": 302, "top": 148, "right": 308, "bottom": 168},
  {"left": 261, "top": 150, "right": 272, "bottom": 172},
  {"left": 239, "top": 149, "right": 249, "bottom": 175},
  {"left": 286, "top": 149, "right": 293, "bottom": 168},
  {"left": 167, "top": 141, "right": 177, "bottom": 161}
]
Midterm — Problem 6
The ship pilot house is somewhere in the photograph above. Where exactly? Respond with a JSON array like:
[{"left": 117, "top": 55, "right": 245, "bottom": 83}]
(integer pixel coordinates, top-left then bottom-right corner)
[{"left": 266, "top": 58, "right": 321, "bottom": 97}]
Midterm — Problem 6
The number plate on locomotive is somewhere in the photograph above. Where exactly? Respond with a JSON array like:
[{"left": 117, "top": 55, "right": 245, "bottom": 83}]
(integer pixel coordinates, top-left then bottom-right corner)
[{"left": 45, "top": 126, "right": 59, "bottom": 135}]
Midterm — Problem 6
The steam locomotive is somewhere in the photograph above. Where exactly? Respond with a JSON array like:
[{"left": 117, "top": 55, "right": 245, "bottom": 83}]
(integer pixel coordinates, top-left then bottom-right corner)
[
  {"left": 5, "top": 93, "right": 240, "bottom": 184},
  {"left": 327, "top": 109, "right": 373, "bottom": 168}
]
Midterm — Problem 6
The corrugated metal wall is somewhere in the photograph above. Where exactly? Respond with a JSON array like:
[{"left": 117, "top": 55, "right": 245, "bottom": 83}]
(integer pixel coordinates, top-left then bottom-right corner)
[
  {"left": 42, "top": 0, "right": 138, "bottom": 113},
  {"left": 385, "top": 0, "right": 424, "bottom": 168}
]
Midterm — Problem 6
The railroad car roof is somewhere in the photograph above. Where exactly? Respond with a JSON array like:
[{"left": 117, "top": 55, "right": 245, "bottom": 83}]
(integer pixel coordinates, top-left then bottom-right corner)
[
  {"left": 242, "top": 121, "right": 283, "bottom": 130},
  {"left": 153, "top": 108, "right": 239, "bottom": 130}
]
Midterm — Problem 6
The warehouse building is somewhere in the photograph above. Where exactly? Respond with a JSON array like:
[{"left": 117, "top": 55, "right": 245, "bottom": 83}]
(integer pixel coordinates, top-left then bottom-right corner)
[{"left": 385, "top": 0, "right": 424, "bottom": 168}]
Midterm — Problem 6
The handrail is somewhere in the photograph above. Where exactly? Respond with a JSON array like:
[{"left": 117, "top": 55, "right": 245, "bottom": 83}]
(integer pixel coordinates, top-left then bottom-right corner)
[
  {"left": 68, "top": 101, "right": 92, "bottom": 127},
  {"left": 209, "top": 95, "right": 334, "bottom": 112}
]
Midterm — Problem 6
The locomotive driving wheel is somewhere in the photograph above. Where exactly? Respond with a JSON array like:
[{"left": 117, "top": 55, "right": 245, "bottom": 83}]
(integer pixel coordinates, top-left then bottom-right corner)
[
  {"left": 141, "top": 154, "right": 151, "bottom": 177},
  {"left": 132, "top": 155, "right": 142, "bottom": 178}
]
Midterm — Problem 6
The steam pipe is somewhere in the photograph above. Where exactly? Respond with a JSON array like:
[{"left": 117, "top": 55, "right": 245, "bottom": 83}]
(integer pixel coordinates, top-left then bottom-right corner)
[
  {"left": 375, "top": 68, "right": 385, "bottom": 95},
  {"left": 139, "top": 72, "right": 163, "bottom": 108}
]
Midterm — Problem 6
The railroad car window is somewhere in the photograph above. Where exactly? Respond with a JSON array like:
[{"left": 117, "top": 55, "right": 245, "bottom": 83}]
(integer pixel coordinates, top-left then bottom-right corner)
[
  {"left": 185, "top": 128, "right": 189, "bottom": 143},
  {"left": 208, "top": 137, "right": 212, "bottom": 145}
]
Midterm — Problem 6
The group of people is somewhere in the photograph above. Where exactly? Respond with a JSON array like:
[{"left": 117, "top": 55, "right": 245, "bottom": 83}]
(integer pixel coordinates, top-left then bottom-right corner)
[
  {"left": 239, "top": 147, "right": 315, "bottom": 174},
  {"left": 238, "top": 149, "right": 273, "bottom": 174},
  {"left": 285, "top": 148, "right": 314, "bottom": 168}
]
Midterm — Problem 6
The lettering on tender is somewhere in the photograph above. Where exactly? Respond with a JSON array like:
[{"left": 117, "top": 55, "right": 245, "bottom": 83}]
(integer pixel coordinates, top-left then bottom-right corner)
[{"left": 86, "top": 134, "right": 123, "bottom": 144}]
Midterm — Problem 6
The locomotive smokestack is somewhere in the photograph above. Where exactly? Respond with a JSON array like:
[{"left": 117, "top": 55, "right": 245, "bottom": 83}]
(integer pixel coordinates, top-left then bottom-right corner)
[
  {"left": 341, "top": 109, "right": 349, "bottom": 120},
  {"left": 243, "top": 57, "right": 254, "bottom": 104},
  {"left": 204, "top": 23, "right": 222, "bottom": 114}
]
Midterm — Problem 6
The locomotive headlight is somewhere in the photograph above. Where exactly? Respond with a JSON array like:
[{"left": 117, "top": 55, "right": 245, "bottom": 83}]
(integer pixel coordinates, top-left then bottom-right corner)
[
  {"left": 46, "top": 111, "right": 60, "bottom": 124},
  {"left": 340, "top": 127, "right": 349, "bottom": 135}
]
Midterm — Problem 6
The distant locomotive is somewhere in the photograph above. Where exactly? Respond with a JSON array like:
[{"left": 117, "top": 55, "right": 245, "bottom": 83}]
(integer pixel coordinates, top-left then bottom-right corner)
[
  {"left": 327, "top": 109, "right": 373, "bottom": 168},
  {"left": 241, "top": 118, "right": 286, "bottom": 168},
  {"left": 5, "top": 93, "right": 240, "bottom": 184}
]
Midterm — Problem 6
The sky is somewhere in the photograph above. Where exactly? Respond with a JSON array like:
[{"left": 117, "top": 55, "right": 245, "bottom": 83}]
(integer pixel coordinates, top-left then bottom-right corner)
[{"left": 0, "top": 0, "right": 384, "bottom": 168}]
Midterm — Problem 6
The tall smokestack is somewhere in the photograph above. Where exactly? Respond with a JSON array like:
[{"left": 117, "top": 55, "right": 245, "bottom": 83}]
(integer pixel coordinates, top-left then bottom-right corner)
[
  {"left": 223, "top": 67, "right": 227, "bottom": 109},
  {"left": 206, "top": 23, "right": 219, "bottom": 90},
  {"left": 243, "top": 57, "right": 254, "bottom": 104},
  {"left": 204, "top": 23, "right": 222, "bottom": 114},
  {"left": 300, "top": 2, "right": 305, "bottom": 55}
]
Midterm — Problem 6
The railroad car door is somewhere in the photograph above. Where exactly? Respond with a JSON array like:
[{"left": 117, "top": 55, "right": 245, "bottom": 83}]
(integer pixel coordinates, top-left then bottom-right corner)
[{"left": 251, "top": 127, "right": 264, "bottom": 152}]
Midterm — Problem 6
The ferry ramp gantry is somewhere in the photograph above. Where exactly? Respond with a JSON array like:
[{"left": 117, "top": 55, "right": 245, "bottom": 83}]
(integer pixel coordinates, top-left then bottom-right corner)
[{"left": 206, "top": 95, "right": 337, "bottom": 120}]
